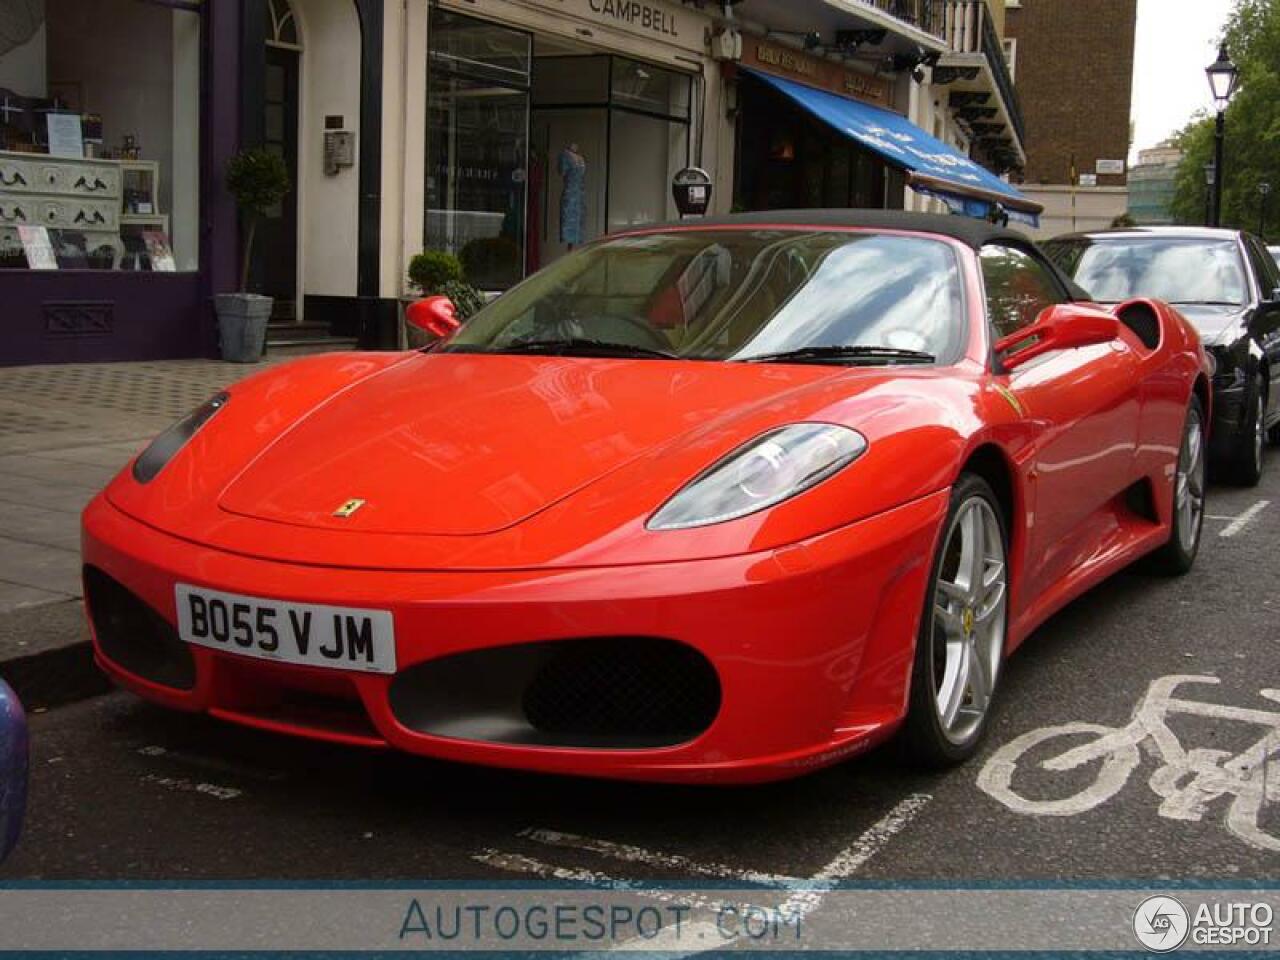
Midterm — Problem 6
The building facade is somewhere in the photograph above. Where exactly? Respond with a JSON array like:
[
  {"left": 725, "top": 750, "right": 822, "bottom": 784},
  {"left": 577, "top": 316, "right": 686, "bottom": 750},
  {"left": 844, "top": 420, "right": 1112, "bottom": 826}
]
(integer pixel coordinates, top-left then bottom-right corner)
[
  {"left": 1, "top": 0, "right": 1033, "bottom": 365},
  {"left": 1128, "top": 142, "right": 1184, "bottom": 226},
  {"left": 1005, "top": 0, "right": 1138, "bottom": 238}
]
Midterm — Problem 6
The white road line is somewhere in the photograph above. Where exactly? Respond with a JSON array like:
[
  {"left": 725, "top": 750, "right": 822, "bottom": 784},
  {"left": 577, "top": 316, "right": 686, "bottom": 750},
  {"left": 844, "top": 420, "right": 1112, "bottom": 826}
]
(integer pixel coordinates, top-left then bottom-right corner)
[
  {"left": 472, "top": 849, "right": 772, "bottom": 917},
  {"left": 137, "top": 745, "right": 287, "bottom": 783},
  {"left": 612, "top": 921, "right": 726, "bottom": 953},
  {"left": 520, "top": 827, "right": 801, "bottom": 887},
  {"left": 471, "top": 849, "right": 620, "bottom": 887},
  {"left": 139, "top": 773, "right": 242, "bottom": 801},
  {"left": 778, "top": 793, "right": 933, "bottom": 920},
  {"left": 619, "top": 793, "right": 933, "bottom": 957},
  {"left": 482, "top": 794, "right": 932, "bottom": 955},
  {"left": 1220, "top": 500, "right": 1270, "bottom": 538}
]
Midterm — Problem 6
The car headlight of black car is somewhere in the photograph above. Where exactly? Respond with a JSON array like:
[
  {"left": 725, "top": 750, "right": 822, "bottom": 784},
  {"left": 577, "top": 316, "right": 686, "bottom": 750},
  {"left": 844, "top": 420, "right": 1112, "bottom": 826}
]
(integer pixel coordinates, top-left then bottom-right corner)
[
  {"left": 132, "top": 392, "right": 230, "bottom": 484},
  {"left": 647, "top": 423, "right": 867, "bottom": 531},
  {"left": 1208, "top": 346, "right": 1244, "bottom": 389}
]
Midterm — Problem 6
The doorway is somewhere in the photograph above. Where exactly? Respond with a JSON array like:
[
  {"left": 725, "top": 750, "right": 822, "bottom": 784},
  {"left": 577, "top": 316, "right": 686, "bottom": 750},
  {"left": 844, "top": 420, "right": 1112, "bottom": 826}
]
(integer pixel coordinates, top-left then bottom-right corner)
[{"left": 251, "top": 2, "right": 302, "bottom": 321}]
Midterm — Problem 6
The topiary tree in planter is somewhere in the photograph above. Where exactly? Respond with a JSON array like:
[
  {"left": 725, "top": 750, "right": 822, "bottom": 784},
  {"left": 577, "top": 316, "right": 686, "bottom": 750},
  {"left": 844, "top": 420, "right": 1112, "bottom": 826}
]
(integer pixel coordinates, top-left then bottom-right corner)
[
  {"left": 228, "top": 148, "right": 291, "bottom": 292},
  {"left": 215, "top": 148, "right": 291, "bottom": 362}
]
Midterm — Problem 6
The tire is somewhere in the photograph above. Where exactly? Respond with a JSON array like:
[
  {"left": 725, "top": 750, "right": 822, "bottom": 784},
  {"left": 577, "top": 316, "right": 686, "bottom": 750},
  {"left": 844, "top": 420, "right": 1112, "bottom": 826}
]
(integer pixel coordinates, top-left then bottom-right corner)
[
  {"left": 1149, "top": 395, "right": 1207, "bottom": 576},
  {"left": 1229, "top": 373, "right": 1266, "bottom": 487},
  {"left": 902, "top": 473, "right": 1010, "bottom": 768}
]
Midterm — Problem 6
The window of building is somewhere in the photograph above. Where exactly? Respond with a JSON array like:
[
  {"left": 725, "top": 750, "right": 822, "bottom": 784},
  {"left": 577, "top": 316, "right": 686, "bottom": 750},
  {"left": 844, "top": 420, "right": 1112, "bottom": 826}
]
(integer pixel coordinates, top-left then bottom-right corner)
[
  {"left": 529, "top": 55, "right": 691, "bottom": 269},
  {"left": 0, "top": 0, "right": 202, "bottom": 272},
  {"left": 1002, "top": 38, "right": 1018, "bottom": 82},
  {"left": 427, "top": 11, "right": 696, "bottom": 289},
  {"left": 426, "top": 10, "right": 532, "bottom": 291}
]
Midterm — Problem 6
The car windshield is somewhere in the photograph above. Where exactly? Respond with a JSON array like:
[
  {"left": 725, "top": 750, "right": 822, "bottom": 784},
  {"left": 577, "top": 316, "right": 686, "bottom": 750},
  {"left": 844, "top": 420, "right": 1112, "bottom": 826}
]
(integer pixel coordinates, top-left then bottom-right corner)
[
  {"left": 1045, "top": 236, "right": 1248, "bottom": 306},
  {"left": 442, "top": 230, "right": 966, "bottom": 364}
]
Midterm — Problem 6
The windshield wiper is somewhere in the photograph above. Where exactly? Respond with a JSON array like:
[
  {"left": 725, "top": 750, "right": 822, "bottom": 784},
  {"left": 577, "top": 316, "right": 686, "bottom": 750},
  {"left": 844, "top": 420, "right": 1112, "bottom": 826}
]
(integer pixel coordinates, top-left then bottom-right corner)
[
  {"left": 477, "top": 338, "right": 679, "bottom": 360},
  {"left": 740, "top": 345, "right": 937, "bottom": 365},
  {"left": 1168, "top": 300, "right": 1243, "bottom": 307}
]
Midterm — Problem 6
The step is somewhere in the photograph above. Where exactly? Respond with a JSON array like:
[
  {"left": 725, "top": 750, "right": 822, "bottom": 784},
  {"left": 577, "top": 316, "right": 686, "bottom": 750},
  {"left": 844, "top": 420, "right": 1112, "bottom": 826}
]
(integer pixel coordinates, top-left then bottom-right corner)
[
  {"left": 266, "top": 337, "right": 361, "bottom": 358},
  {"left": 268, "top": 321, "right": 332, "bottom": 337}
]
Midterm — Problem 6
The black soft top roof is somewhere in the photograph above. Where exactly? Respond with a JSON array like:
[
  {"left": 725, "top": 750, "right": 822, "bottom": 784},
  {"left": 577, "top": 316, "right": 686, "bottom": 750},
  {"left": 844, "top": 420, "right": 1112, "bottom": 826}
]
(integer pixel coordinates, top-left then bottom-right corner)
[
  {"left": 630, "top": 209, "right": 1032, "bottom": 250},
  {"left": 620, "top": 209, "right": 1091, "bottom": 300}
]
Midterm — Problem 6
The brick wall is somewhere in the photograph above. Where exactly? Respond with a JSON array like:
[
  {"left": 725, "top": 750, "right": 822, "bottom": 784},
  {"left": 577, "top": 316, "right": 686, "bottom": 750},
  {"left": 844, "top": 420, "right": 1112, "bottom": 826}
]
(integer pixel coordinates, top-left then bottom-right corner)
[{"left": 1005, "top": 0, "right": 1137, "bottom": 187}]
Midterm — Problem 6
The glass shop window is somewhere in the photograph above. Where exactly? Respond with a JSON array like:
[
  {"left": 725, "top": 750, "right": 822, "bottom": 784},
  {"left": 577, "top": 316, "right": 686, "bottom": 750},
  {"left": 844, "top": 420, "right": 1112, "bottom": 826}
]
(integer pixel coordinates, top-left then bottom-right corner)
[
  {"left": 426, "top": 10, "right": 531, "bottom": 291},
  {"left": 0, "top": 0, "right": 202, "bottom": 272}
]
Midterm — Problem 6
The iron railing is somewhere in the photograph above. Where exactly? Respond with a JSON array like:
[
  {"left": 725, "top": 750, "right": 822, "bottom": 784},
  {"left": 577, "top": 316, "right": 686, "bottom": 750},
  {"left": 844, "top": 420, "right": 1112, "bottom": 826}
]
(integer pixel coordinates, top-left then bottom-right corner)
[
  {"left": 853, "top": 0, "right": 947, "bottom": 40},
  {"left": 934, "top": 0, "right": 1025, "bottom": 147}
]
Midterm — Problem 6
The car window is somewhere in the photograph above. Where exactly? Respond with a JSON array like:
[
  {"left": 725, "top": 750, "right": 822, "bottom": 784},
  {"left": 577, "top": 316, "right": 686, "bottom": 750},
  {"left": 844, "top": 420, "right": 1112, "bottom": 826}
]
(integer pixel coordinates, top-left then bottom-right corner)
[
  {"left": 446, "top": 230, "right": 968, "bottom": 363},
  {"left": 1245, "top": 235, "right": 1280, "bottom": 298},
  {"left": 980, "top": 244, "right": 1066, "bottom": 339},
  {"left": 1056, "top": 236, "right": 1248, "bottom": 306}
]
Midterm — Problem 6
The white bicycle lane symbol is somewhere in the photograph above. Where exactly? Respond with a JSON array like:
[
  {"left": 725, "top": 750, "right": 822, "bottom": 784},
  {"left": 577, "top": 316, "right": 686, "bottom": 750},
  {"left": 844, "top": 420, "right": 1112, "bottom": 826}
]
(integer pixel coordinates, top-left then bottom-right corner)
[{"left": 977, "top": 675, "right": 1280, "bottom": 852}]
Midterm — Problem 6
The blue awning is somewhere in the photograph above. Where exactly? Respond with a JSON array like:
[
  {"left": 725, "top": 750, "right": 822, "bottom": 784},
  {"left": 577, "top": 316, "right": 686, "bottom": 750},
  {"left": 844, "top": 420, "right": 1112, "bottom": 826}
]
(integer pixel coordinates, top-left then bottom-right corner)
[{"left": 744, "top": 68, "right": 1041, "bottom": 228}]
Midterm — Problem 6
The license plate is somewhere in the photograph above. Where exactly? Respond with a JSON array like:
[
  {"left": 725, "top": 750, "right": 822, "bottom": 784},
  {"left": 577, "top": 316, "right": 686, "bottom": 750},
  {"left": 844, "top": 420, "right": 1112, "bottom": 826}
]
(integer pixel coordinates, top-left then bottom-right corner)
[{"left": 175, "top": 585, "right": 396, "bottom": 675}]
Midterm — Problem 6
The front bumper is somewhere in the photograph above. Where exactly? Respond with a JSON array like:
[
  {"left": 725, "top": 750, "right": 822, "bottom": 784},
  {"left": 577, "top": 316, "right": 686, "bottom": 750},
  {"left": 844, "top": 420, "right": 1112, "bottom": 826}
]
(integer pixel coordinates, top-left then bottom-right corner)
[
  {"left": 1207, "top": 349, "right": 1251, "bottom": 461},
  {"left": 82, "top": 491, "right": 947, "bottom": 783}
]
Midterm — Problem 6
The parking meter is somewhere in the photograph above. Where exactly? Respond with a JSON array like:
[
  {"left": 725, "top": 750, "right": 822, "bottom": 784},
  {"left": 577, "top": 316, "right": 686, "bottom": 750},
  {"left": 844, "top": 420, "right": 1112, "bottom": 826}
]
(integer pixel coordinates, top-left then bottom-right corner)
[{"left": 672, "top": 168, "right": 713, "bottom": 219}]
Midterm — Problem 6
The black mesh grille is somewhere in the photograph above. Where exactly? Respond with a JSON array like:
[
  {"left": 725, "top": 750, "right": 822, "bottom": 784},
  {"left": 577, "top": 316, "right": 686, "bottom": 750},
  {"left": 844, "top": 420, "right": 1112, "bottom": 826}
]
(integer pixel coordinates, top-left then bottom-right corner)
[
  {"left": 522, "top": 638, "right": 720, "bottom": 742},
  {"left": 389, "top": 636, "right": 721, "bottom": 749},
  {"left": 84, "top": 566, "right": 196, "bottom": 690}
]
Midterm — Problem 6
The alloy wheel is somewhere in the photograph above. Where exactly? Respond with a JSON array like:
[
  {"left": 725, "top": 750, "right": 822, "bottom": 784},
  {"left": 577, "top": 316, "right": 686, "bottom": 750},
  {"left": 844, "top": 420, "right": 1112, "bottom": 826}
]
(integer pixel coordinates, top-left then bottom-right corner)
[
  {"left": 1176, "top": 406, "right": 1207, "bottom": 555},
  {"left": 930, "top": 497, "right": 1008, "bottom": 745}
]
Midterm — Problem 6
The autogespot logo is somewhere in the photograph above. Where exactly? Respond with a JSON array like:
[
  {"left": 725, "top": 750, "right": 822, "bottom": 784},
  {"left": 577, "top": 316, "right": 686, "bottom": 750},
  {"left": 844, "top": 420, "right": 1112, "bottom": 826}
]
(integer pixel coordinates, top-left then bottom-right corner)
[{"left": 1133, "top": 895, "right": 1191, "bottom": 953}]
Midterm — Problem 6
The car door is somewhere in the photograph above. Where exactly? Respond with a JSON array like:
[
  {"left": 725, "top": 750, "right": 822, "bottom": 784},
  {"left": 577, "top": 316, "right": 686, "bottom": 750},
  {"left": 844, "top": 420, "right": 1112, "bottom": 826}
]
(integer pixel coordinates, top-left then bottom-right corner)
[
  {"left": 982, "top": 242, "right": 1143, "bottom": 604},
  {"left": 1242, "top": 234, "right": 1280, "bottom": 427}
]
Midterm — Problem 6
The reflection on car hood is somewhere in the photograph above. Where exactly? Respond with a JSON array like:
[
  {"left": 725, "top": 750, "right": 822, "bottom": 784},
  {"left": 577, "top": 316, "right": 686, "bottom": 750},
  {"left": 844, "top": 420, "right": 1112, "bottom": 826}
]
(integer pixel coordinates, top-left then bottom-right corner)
[
  {"left": 218, "top": 353, "right": 839, "bottom": 537},
  {"left": 1168, "top": 303, "right": 1247, "bottom": 346}
]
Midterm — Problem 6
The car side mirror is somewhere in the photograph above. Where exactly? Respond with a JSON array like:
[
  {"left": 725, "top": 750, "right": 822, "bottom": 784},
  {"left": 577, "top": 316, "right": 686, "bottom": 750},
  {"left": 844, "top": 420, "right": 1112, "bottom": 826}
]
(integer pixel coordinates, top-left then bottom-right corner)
[
  {"left": 406, "top": 296, "right": 462, "bottom": 340},
  {"left": 995, "top": 304, "right": 1121, "bottom": 371}
]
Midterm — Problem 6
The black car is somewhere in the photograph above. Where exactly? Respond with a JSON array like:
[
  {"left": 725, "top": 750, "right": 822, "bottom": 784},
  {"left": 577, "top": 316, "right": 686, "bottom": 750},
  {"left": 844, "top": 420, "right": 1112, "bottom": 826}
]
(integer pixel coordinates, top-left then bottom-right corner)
[{"left": 1046, "top": 227, "right": 1280, "bottom": 486}]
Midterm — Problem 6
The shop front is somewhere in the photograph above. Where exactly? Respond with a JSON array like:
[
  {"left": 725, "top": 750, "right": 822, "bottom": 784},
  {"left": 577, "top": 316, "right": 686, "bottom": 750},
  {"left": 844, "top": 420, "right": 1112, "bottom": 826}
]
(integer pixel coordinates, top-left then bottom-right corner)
[
  {"left": 729, "top": 36, "right": 1041, "bottom": 226},
  {"left": 732, "top": 38, "right": 906, "bottom": 213},
  {"left": 424, "top": 0, "right": 717, "bottom": 290},
  {"left": 0, "top": 0, "right": 226, "bottom": 365}
]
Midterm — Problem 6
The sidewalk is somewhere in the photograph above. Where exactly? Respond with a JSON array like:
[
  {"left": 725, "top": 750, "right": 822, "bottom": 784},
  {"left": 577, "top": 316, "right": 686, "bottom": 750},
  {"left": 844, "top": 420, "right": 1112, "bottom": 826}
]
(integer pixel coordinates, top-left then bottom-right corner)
[{"left": 0, "top": 360, "right": 286, "bottom": 628}]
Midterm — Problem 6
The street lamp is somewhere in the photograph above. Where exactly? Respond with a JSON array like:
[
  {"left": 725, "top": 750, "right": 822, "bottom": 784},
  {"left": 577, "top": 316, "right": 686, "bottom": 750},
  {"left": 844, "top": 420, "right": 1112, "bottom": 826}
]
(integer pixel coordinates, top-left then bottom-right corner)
[
  {"left": 1259, "top": 182, "right": 1272, "bottom": 237},
  {"left": 1205, "top": 43, "right": 1240, "bottom": 228}
]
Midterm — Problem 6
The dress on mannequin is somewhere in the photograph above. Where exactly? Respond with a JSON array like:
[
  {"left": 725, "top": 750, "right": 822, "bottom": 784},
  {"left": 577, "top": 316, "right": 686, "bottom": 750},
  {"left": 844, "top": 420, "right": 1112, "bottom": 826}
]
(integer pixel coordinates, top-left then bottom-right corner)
[{"left": 559, "top": 144, "right": 587, "bottom": 248}]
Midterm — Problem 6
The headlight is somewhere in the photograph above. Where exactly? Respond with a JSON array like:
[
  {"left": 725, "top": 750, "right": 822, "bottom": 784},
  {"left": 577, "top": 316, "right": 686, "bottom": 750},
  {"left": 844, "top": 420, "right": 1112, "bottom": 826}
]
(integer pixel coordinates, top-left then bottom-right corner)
[
  {"left": 132, "top": 392, "right": 229, "bottom": 484},
  {"left": 648, "top": 423, "right": 868, "bottom": 531}
]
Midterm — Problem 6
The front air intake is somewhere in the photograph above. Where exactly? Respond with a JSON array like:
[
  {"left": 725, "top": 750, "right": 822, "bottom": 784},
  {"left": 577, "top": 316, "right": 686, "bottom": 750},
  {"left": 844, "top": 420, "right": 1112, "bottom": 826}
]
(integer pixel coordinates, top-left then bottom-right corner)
[{"left": 389, "top": 637, "right": 721, "bottom": 749}]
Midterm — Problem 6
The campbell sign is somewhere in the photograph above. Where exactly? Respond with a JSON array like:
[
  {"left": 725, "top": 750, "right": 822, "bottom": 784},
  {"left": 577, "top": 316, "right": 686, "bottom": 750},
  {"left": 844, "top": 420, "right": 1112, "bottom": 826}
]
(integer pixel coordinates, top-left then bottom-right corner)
[{"left": 587, "top": 0, "right": 679, "bottom": 38}]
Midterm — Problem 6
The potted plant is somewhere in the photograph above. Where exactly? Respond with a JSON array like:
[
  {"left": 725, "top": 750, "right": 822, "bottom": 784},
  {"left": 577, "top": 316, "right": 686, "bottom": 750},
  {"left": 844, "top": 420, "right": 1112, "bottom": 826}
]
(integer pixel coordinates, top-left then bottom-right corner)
[
  {"left": 404, "top": 250, "right": 485, "bottom": 348},
  {"left": 215, "top": 148, "right": 291, "bottom": 362}
]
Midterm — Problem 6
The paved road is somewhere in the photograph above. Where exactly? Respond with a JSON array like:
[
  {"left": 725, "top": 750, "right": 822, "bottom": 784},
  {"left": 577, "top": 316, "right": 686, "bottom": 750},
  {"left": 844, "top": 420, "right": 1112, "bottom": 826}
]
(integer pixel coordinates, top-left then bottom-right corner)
[{"left": 3, "top": 465, "right": 1278, "bottom": 891}]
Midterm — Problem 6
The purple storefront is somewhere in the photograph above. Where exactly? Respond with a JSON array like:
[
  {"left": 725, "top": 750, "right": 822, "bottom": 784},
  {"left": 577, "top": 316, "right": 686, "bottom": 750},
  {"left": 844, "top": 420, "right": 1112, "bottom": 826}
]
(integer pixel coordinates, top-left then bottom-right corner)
[{"left": 0, "top": 0, "right": 392, "bottom": 366}]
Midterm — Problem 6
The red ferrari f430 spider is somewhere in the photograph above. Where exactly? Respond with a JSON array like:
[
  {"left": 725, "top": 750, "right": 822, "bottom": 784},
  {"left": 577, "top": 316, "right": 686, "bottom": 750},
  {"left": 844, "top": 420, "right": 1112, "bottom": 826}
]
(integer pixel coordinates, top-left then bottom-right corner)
[{"left": 83, "top": 212, "right": 1213, "bottom": 782}]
